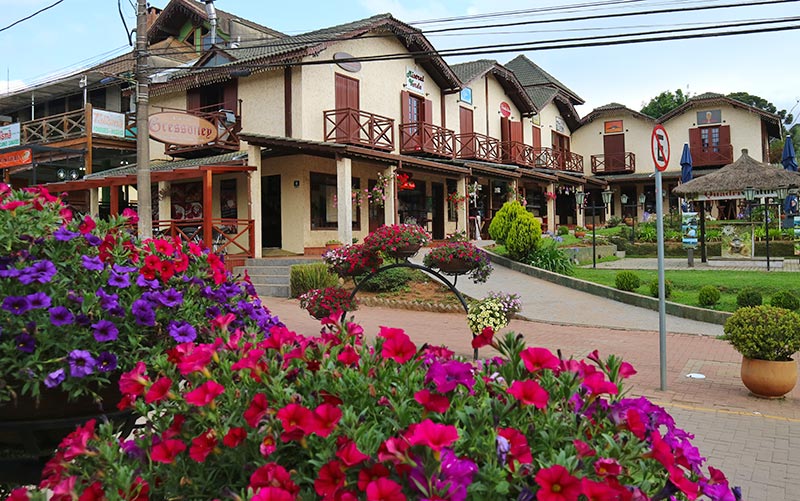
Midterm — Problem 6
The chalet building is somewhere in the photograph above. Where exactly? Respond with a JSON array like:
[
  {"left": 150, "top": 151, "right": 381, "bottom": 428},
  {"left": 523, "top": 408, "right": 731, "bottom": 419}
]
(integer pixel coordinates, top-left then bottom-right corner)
[{"left": 0, "top": 0, "right": 778, "bottom": 260}]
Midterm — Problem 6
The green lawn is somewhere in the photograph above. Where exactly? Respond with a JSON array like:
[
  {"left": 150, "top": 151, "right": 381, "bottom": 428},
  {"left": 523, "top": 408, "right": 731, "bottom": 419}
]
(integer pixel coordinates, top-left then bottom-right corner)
[{"left": 572, "top": 268, "right": 799, "bottom": 312}]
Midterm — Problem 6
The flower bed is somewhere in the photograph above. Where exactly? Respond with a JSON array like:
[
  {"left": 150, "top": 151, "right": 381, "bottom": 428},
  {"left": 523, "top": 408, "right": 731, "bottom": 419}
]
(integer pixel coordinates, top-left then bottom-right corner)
[
  {"left": 423, "top": 241, "right": 492, "bottom": 283},
  {"left": 11, "top": 319, "right": 737, "bottom": 500}
]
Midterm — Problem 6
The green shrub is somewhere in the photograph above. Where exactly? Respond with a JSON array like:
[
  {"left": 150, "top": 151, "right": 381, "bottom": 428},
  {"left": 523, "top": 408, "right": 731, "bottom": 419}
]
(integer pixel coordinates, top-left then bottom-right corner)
[
  {"left": 290, "top": 262, "right": 338, "bottom": 297},
  {"left": 649, "top": 279, "right": 673, "bottom": 299},
  {"left": 637, "top": 223, "right": 657, "bottom": 242},
  {"left": 357, "top": 267, "right": 417, "bottom": 292},
  {"left": 526, "top": 239, "right": 575, "bottom": 276},
  {"left": 614, "top": 271, "right": 641, "bottom": 292},
  {"left": 723, "top": 305, "right": 800, "bottom": 360},
  {"left": 506, "top": 211, "right": 542, "bottom": 260},
  {"left": 488, "top": 201, "right": 527, "bottom": 245},
  {"left": 736, "top": 288, "right": 763, "bottom": 308},
  {"left": 698, "top": 285, "right": 721, "bottom": 307},
  {"left": 770, "top": 290, "right": 800, "bottom": 311},
  {"left": 606, "top": 215, "right": 622, "bottom": 228},
  {"left": 557, "top": 225, "right": 569, "bottom": 236}
]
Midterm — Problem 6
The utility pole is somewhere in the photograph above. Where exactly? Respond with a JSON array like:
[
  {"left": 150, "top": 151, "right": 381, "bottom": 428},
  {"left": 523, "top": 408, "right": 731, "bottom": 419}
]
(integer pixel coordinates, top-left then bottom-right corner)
[{"left": 135, "top": 0, "right": 152, "bottom": 238}]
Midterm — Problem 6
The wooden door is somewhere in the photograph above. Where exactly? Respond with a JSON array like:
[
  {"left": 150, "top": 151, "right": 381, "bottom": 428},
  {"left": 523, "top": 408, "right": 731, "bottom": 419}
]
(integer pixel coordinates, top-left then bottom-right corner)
[
  {"left": 459, "top": 107, "right": 474, "bottom": 156},
  {"left": 532, "top": 125, "right": 541, "bottom": 149},
  {"left": 552, "top": 131, "right": 570, "bottom": 169},
  {"left": 335, "top": 74, "right": 359, "bottom": 142},
  {"left": 401, "top": 90, "right": 424, "bottom": 150},
  {"left": 431, "top": 182, "right": 444, "bottom": 239},
  {"left": 261, "top": 175, "right": 281, "bottom": 248},
  {"left": 603, "top": 134, "right": 625, "bottom": 171}
]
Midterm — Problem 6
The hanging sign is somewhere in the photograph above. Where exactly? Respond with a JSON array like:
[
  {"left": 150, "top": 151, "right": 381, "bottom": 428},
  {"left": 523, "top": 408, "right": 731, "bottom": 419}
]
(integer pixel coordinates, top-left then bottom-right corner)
[
  {"left": 0, "top": 148, "right": 32, "bottom": 169},
  {"left": 92, "top": 109, "right": 126, "bottom": 138},
  {"left": 0, "top": 123, "right": 20, "bottom": 148},
  {"left": 460, "top": 87, "right": 472, "bottom": 105},
  {"left": 333, "top": 52, "right": 361, "bottom": 73},
  {"left": 405, "top": 67, "right": 425, "bottom": 95},
  {"left": 148, "top": 112, "right": 218, "bottom": 146}
]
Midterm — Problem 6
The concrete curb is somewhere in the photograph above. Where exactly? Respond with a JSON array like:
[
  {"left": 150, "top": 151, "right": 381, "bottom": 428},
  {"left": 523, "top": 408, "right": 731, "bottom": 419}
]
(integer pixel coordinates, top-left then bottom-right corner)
[
  {"left": 485, "top": 251, "right": 732, "bottom": 326},
  {"left": 358, "top": 296, "right": 467, "bottom": 314}
]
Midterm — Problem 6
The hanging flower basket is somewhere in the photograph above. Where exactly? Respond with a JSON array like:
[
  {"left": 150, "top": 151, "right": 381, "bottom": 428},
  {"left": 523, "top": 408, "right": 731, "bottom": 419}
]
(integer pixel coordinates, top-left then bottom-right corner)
[
  {"left": 386, "top": 243, "right": 422, "bottom": 260},
  {"left": 364, "top": 224, "right": 430, "bottom": 259},
  {"left": 422, "top": 241, "right": 493, "bottom": 283},
  {"left": 299, "top": 287, "right": 358, "bottom": 319},
  {"left": 435, "top": 258, "right": 473, "bottom": 275},
  {"left": 322, "top": 244, "right": 382, "bottom": 277}
]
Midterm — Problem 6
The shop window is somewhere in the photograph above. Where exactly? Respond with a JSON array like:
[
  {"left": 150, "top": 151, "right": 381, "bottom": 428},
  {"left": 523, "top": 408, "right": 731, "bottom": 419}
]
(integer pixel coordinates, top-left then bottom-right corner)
[{"left": 310, "top": 172, "right": 360, "bottom": 230}]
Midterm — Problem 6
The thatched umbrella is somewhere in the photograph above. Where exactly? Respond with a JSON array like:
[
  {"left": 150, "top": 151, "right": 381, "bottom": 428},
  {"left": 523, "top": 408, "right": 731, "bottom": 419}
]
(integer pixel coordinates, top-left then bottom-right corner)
[{"left": 672, "top": 149, "right": 800, "bottom": 264}]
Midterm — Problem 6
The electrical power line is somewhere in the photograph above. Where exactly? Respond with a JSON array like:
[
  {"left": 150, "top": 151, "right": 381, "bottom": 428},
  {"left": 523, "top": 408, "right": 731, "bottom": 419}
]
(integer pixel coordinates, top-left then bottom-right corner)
[{"left": 0, "top": 0, "right": 66, "bottom": 33}]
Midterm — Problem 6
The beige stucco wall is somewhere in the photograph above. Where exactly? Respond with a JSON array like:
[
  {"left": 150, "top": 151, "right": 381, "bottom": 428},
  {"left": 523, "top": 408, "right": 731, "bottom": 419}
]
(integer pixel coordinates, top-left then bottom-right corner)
[
  {"left": 536, "top": 102, "right": 571, "bottom": 143},
  {"left": 571, "top": 113, "right": 654, "bottom": 176},
  {"left": 238, "top": 70, "right": 285, "bottom": 137},
  {"left": 661, "top": 104, "right": 766, "bottom": 171},
  {"left": 293, "top": 34, "right": 444, "bottom": 149}
]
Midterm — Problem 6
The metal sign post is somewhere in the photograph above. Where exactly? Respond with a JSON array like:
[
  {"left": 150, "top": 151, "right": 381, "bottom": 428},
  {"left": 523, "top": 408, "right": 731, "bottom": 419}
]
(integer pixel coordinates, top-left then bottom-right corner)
[{"left": 651, "top": 125, "right": 670, "bottom": 391}]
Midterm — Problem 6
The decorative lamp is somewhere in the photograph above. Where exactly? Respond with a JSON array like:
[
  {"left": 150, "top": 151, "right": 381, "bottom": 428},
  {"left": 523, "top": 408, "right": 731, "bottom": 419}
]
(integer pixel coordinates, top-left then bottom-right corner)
[
  {"left": 575, "top": 190, "right": 586, "bottom": 207},
  {"left": 776, "top": 185, "right": 789, "bottom": 201},
  {"left": 638, "top": 193, "right": 646, "bottom": 205},
  {"left": 621, "top": 194, "right": 629, "bottom": 205},
  {"left": 743, "top": 186, "right": 756, "bottom": 202},
  {"left": 601, "top": 189, "right": 613, "bottom": 206}
]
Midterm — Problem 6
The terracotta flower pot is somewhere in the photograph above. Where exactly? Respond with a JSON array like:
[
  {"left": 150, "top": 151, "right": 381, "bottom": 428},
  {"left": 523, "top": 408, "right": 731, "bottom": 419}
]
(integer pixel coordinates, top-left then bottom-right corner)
[
  {"left": 740, "top": 356, "right": 798, "bottom": 398},
  {"left": 574, "top": 231, "right": 586, "bottom": 238}
]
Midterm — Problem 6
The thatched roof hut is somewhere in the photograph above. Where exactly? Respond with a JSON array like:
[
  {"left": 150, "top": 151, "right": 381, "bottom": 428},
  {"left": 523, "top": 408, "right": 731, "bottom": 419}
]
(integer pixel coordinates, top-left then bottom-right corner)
[{"left": 673, "top": 149, "right": 800, "bottom": 199}]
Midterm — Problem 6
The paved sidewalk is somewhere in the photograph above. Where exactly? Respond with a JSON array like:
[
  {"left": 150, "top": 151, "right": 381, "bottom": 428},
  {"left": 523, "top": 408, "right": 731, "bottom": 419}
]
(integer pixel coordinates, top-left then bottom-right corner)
[
  {"left": 265, "top": 298, "right": 800, "bottom": 501},
  {"left": 591, "top": 256, "right": 800, "bottom": 272}
]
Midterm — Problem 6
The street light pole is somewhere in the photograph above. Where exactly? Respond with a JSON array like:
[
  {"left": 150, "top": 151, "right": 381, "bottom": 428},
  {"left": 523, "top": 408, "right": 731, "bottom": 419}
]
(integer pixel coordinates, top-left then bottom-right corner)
[
  {"left": 576, "top": 189, "right": 613, "bottom": 268},
  {"left": 135, "top": 0, "right": 152, "bottom": 238}
]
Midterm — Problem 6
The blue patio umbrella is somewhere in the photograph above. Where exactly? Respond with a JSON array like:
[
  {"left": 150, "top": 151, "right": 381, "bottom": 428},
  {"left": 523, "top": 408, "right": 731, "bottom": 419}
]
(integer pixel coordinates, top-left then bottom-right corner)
[
  {"left": 782, "top": 136, "right": 798, "bottom": 172},
  {"left": 680, "top": 143, "right": 693, "bottom": 184}
]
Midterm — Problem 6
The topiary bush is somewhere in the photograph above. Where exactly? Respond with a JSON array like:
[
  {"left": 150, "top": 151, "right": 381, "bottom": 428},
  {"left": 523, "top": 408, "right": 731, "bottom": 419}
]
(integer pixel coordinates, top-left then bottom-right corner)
[
  {"left": 505, "top": 211, "right": 542, "bottom": 260},
  {"left": 736, "top": 288, "right": 762, "bottom": 309},
  {"left": 557, "top": 225, "right": 569, "bottom": 236},
  {"left": 723, "top": 305, "right": 800, "bottom": 360},
  {"left": 770, "top": 290, "right": 800, "bottom": 311},
  {"left": 649, "top": 279, "right": 672, "bottom": 299},
  {"left": 698, "top": 285, "right": 721, "bottom": 307},
  {"left": 614, "top": 271, "right": 641, "bottom": 292},
  {"left": 488, "top": 201, "right": 527, "bottom": 245},
  {"left": 290, "top": 262, "right": 339, "bottom": 297}
]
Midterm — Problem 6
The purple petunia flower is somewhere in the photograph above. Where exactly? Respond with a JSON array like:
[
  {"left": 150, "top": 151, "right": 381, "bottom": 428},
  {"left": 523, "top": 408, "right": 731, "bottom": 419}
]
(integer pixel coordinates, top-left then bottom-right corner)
[
  {"left": 68, "top": 350, "right": 95, "bottom": 378},
  {"left": 91, "top": 319, "right": 119, "bottom": 342},
  {"left": 155, "top": 288, "right": 183, "bottom": 308},
  {"left": 168, "top": 320, "right": 197, "bottom": 343},
  {"left": 96, "top": 289, "right": 120, "bottom": 313},
  {"left": 95, "top": 352, "right": 118, "bottom": 372},
  {"left": 15, "top": 333, "right": 35, "bottom": 353},
  {"left": 425, "top": 360, "right": 476, "bottom": 394},
  {"left": 84, "top": 234, "right": 102, "bottom": 247},
  {"left": 121, "top": 439, "right": 146, "bottom": 461},
  {"left": 18, "top": 260, "right": 57, "bottom": 285},
  {"left": 136, "top": 274, "right": 160, "bottom": 289},
  {"left": 26, "top": 292, "right": 51, "bottom": 310},
  {"left": 66, "top": 290, "right": 84, "bottom": 303},
  {"left": 54, "top": 227, "right": 80, "bottom": 242},
  {"left": 2, "top": 295, "right": 32, "bottom": 315},
  {"left": 44, "top": 368, "right": 66, "bottom": 388},
  {"left": 131, "top": 299, "right": 155, "bottom": 326},
  {"left": 107, "top": 271, "right": 131, "bottom": 288},
  {"left": 0, "top": 267, "right": 20, "bottom": 279},
  {"left": 81, "top": 255, "right": 104, "bottom": 271},
  {"left": 49, "top": 306, "right": 75, "bottom": 326},
  {"left": 112, "top": 264, "right": 138, "bottom": 274}
]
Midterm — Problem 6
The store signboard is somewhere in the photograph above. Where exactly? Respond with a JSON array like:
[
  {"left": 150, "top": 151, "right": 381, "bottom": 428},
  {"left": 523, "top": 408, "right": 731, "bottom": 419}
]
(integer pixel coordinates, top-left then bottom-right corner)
[{"left": 0, "top": 123, "right": 20, "bottom": 148}]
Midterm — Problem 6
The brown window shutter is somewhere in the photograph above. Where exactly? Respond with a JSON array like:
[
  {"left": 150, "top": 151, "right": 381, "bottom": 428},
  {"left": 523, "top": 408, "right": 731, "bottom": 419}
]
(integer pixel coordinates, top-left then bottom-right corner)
[
  {"left": 500, "top": 116, "right": 510, "bottom": 142},
  {"left": 223, "top": 81, "right": 238, "bottom": 112},
  {"left": 423, "top": 99, "right": 433, "bottom": 125},
  {"left": 688, "top": 128, "right": 702, "bottom": 151},
  {"left": 719, "top": 125, "right": 731, "bottom": 145},
  {"left": 187, "top": 88, "right": 201, "bottom": 111},
  {"left": 400, "top": 91, "right": 409, "bottom": 122},
  {"left": 532, "top": 126, "right": 541, "bottom": 149},
  {"left": 510, "top": 120, "right": 523, "bottom": 143}
]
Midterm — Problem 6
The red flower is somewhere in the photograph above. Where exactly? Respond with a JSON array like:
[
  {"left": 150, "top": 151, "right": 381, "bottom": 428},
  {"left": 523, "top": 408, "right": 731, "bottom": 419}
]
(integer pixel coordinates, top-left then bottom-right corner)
[
  {"left": 184, "top": 380, "right": 225, "bottom": 407},
  {"left": 520, "top": 347, "right": 560, "bottom": 372},
  {"left": 336, "top": 438, "right": 370, "bottom": 466},
  {"left": 379, "top": 328, "right": 417, "bottom": 364},
  {"left": 189, "top": 429, "right": 218, "bottom": 463},
  {"left": 313, "top": 403, "right": 342, "bottom": 437},
  {"left": 276, "top": 403, "right": 315, "bottom": 441},
  {"left": 60, "top": 419, "right": 96, "bottom": 461},
  {"left": 618, "top": 361, "right": 637, "bottom": 378},
  {"left": 337, "top": 345, "right": 360, "bottom": 366},
  {"left": 121, "top": 476, "right": 149, "bottom": 501},
  {"left": 358, "top": 464, "right": 390, "bottom": 491},
  {"left": 471, "top": 326, "right": 494, "bottom": 349},
  {"left": 594, "top": 457, "right": 622, "bottom": 477},
  {"left": 625, "top": 408, "right": 647, "bottom": 440},
  {"left": 74, "top": 482, "right": 105, "bottom": 501},
  {"left": 377, "top": 436, "right": 410, "bottom": 464},
  {"left": 249, "top": 463, "right": 299, "bottom": 494},
  {"left": 314, "top": 460, "right": 345, "bottom": 497},
  {"left": 497, "top": 427, "right": 533, "bottom": 468},
  {"left": 145, "top": 377, "right": 172, "bottom": 404},
  {"left": 414, "top": 389, "right": 450, "bottom": 413},
  {"left": 507, "top": 379, "right": 549, "bottom": 409},
  {"left": 151, "top": 438, "right": 186, "bottom": 463},
  {"left": 580, "top": 477, "right": 626, "bottom": 501},
  {"left": 119, "top": 362, "right": 149, "bottom": 397},
  {"left": 172, "top": 343, "right": 215, "bottom": 375},
  {"left": 572, "top": 439, "right": 596, "bottom": 458},
  {"left": 78, "top": 215, "right": 96, "bottom": 234},
  {"left": 244, "top": 393, "right": 270, "bottom": 428},
  {"left": 581, "top": 372, "right": 618, "bottom": 396},
  {"left": 366, "top": 478, "right": 406, "bottom": 501},
  {"left": 534, "top": 464, "right": 582, "bottom": 501},
  {"left": 251, "top": 487, "right": 295, "bottom": 501},
  {"left": 405, "top": 419, "right": 458, "bottom": 452},
  {"left": 6, "top": 488, "right": 30, "bottom": 501},
  {"left": 223, "top": 427, "right": 247, "bottom": 447}
]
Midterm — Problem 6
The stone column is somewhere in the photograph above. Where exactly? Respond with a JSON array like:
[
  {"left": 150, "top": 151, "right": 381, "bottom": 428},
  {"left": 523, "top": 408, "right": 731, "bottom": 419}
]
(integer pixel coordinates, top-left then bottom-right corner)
[
  {"left": 383, "top": 166, "right": 396, "bottom": 225},
  {"left": 336, "top": 156, "right": 353, "bottom": 245},
  {"left": 247, "top": 143, "right": 262, "bottom": 258},
  {"left": 458, "top": 175, "right": 468, "bottom": 233},
  {"left": 546, "top": 182, "right": 556, "bottom": 234},
  {"left": 89, "top": 187, "right": 100, "bottom": 217}
]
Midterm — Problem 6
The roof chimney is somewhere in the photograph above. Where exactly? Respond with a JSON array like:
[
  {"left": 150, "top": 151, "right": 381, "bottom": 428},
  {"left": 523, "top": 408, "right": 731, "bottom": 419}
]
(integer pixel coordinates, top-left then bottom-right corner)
[{"left": 204, "top": 1, "right": 217, "bottom": 46}]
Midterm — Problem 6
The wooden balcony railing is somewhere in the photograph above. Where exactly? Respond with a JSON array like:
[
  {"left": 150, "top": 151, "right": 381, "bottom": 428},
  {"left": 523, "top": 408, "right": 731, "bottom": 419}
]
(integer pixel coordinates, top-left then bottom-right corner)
[
  {"left": 503, "top": 141, "right": 536, "bottom": 168},
  {"left": 152, "top": 218, "right": 255, "bottom": 258},
  {"left": 532, "top": 147, "right": 584, "bottom": 172},
  {"left": 324, "top": 108, "right": 394, "bottom": 151},
  {"left": 691, "top": 144, "right": 733, "bottom": 167},
  {"left": 159, "top": 104, "right": 242, "bottom": 158},
  {"left": 591, "top": 152, "right": 636, "bottom": 174},
  {"left": 17, "top": 105, "right": 136, "bottom": 146},
  {"left": 399, "top": 122, "right": 455, "bottom": 158},
  {"left": 454, "top": 132, "right": 502, "bottom": 163}
]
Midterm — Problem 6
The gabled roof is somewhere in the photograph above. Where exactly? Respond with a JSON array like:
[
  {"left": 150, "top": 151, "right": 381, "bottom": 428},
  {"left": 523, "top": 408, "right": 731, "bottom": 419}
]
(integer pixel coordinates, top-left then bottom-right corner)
[
  {"left": 658, "top": 93, "right": 781, "bottom": 138},
  {"left": 152, "top": 13, "right": 462, "bottom": 97},
  {"left": 450, "top": 59, "right": 536, "bottom": 116},
  {"left": 505, "top": 55, "right": 583, "bottom": 106},
  {"left": 579, "top": 102, "right": 655, "bottom": 127}
]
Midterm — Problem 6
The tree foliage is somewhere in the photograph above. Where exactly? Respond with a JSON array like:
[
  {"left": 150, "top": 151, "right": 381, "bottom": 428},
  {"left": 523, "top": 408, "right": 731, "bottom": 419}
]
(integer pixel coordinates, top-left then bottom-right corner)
[
  {"left": 726, "top": 92, "right": 791, "bottom": 124},
  {"left": 639, "top": 89, "right": 688, "bottom": 118}
]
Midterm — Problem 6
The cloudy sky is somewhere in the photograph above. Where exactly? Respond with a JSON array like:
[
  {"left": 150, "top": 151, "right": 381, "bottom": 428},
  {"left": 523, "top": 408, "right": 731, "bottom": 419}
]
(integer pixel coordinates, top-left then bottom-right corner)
[{"left": 1, "top": 0, "right": 798, "bottom": 122}]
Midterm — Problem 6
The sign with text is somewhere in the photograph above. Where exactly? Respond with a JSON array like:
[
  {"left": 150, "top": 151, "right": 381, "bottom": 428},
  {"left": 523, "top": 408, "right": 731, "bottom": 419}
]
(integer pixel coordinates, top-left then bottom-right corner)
[
  {"left": 0, "top": 123, "right": 20, "bottom": 148},
  {"left": 0, "top": 148, "right": 32, "bottom": 169},
  {"left": 92, "top": 109, "right": 126, "bottom": 138},
  {"left": 681, "top": 211, "right": 698, "bottom": 249},
  {"left": 405, "top": 67, "right": 425, "bottom": 95},
  {"left": 148, "top": 112, "right": 218, "bottom": 146}
]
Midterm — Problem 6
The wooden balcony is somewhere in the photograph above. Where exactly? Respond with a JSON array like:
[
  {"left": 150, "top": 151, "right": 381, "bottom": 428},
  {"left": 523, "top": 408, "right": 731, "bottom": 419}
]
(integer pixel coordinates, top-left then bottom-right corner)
[
  {"left": 15, "top": 105, "right": 135, "bottom": 150},
  {"left": 324, "top": 108, "right": 394, "bottom": 151},
  {"left": 454, "top": 132, "right": 502, "bottom": 163},
  {"left": 691, "top": 144, "right": 733, "bottom": 167},
  {"left": 532, "top": 147, "right": 584, "bottom": 172},
  {"left": 503, "top": 141, "right": 536, "bottom": 168},
  {"left": 591, "top": 152, "right": 636, "bottom": 174},
  {"left": 399, "top": 122, "right": 455, "bottom": 159},
  {"left": 160, "top": 104, "right": 242, "bottom": 159}
]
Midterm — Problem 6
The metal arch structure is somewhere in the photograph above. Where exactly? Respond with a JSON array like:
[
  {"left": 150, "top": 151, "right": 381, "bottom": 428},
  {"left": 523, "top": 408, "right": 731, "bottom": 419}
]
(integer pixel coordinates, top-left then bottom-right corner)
[{"left": 345, "top": 261, "right": 479, "bottom": 360}]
